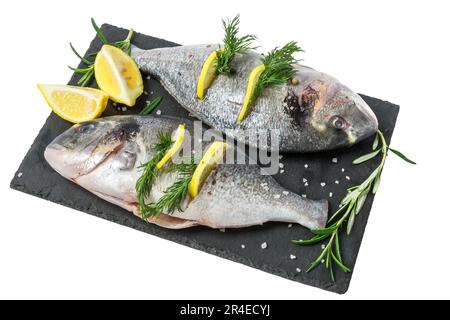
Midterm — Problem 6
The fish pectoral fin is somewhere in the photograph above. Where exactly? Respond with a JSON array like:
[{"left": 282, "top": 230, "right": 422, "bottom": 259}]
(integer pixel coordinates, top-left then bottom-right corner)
[{"left": 131, "top": 207, "right": 198, "bottom": 229}]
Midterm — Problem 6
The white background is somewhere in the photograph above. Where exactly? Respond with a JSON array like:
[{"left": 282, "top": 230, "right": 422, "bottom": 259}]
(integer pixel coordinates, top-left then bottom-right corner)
[{"left": 0, "top": 0, "right": 448, "bottom": 299}]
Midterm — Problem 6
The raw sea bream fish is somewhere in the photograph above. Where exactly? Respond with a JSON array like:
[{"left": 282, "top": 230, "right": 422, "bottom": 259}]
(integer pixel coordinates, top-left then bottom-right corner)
[
  {"left": 131, "top": 45, "right": 378, "bottom": 152},
  {"left": 44, "top": 116, "right": 328, "bottom": 229}
]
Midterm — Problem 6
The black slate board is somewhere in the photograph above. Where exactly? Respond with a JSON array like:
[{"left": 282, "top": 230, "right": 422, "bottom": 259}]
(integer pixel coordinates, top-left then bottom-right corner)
[{"left": 10, "top": 24, "right": 399, "bottom": 294}]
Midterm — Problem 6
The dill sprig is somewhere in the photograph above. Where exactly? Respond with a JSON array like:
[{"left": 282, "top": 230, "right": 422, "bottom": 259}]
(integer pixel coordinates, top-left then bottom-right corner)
[
  {"left": 293, "top": 130, "right": 415, "bottom": 281},
  {"left": 253, "top": 41, "right": 303, "bottom": 101},
  {"left": 216, "top": 15, "right": 257, "bottom": 75},
  {"left": 136, "top": 133, "right": 173, "bottom": 219},
  {"left": 69, "top": 18, "right": 134, "bottom": 87},
  {"left": 147, "top": 158, "right": 198, "bottom": 217}
]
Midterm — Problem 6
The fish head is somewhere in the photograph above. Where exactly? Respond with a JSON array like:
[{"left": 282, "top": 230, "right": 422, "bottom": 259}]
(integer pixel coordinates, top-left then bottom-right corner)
[
  {"left": 295, "top": 74, "right": 378, "bottom": 151},
  {"left": 44, "top": 118, "right": 136, "bottom": 179}
]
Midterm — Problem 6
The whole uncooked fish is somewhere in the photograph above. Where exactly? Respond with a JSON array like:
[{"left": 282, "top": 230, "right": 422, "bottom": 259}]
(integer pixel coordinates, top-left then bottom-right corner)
[
  {"left": 44, "top": 116, "right": 328, "bottom": 230},
  {"left": 131, "top": 45, "right": 378, "bottom": 152}
]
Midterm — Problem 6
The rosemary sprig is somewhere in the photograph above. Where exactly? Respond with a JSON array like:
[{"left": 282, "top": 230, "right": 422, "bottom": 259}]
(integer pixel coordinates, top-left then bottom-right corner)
[
  {"left": 139, "top": 96, "right": 163, "bottom": 115},
  {"left": 146, "top": 158, "right": 198, "bottom": 217},
  {"left": 253, "top": 41, "right": 303, "bottom": 102},
  {"left": 136, "top": 133, "right": 173, "bottom": 219},
  {"left": 293, "top": 130, "right": 415, "bottom": 281},
  {"left": 216, "top": 15, "right": 257, "bottom": 75},
  {"left": 69, "top": 18, "right": 134, "bottom": 87}
]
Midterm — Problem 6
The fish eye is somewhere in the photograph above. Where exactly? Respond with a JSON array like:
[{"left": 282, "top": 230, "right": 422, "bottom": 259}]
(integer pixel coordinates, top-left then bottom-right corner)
[
  {"left": 330, "top": 116, "right": 347, "bottom": 130},
  {"left": 79, "top": 122, "right": 96, "bottom": 134}
]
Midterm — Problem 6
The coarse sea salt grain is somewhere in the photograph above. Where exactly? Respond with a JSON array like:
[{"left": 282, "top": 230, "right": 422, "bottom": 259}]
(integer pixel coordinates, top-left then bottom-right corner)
[
  {"left": 320, "top": 182, "right": 326, "bottom": 187},
  {"left": 296, "top": 268, "right": 301, "bottom": 273},
  {"left": 304, "top": 182, "right": 309, "bottom": 187},
  {"left": 241, "top": 244, "right": 245, "bottom": 249},
  {"left": 279, "top": 155, "right": 283, "bottom": 159},
  {"left": 321, "top": 259, "right": 325, "bottom": 264},
  {"left": 321, "top": 244, "right": 326, "bottom": 250},
  {"left": 290, "top": 254, "right": 297, "bottom": 260},
  {"left": 282, "top": 191, "right": 289, "bottom": 195},
  {"left": 150, "top": 91, "right": 154, "bottom": 94},
  {"left": 335, "top": 180, "right": 339, "bottom": 184},
  {"left": 146, "top": 75, "right": 151, "bottom": 80},
  {"left": 341, "top": 168, "right": 345, "bottom": 172},
  {"left": 144, "top": 91, "right": 148, "bottom": 95},
  {"left": 17, "top": 172, "right": 23, "bottom": 178},
  {"left": 274, "top": 194, "right": 281, "bottom": 199},
  {"left": 329, "top": 192, "right": 333, "bottom": 198},
  {"left": 279, "top": 163, "right": 284, "bottom": 168},
  {"left": 302, "top": 178, "right": 307, "bottom": 183},
  {"left": 156, "top": 110, "right": 162, "bottom": 115},
  {"left": 280, "top": 170, "right": 285, "bottom": 174},
  {"left": 288, "top": 224, "right": 293, "bottom": 228},
  {"left": 332, "top": 157, "right": 338, "bottom": 163},
  {"left": 122, "top": 107, "right": 127, "bottom": 112},
  {"left": 301, "top": 194, "right": 307, "bottom": 198},
  {"left": 261, "top": 242, "right": 268, "bottom": 249},
  {"left": 346, "top": 176, "right": 350, "bottom": 180},
  {"left": 304, "top": 164, "right": 309, "bottom": 168}
]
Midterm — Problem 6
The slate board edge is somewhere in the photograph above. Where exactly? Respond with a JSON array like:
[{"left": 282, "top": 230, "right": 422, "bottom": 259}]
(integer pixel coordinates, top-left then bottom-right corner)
[{"left": 9, "top": 23, "right": 400, "bottom": 294}]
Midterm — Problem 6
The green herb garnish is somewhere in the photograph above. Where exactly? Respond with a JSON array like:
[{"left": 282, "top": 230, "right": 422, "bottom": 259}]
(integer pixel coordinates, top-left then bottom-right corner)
[
  {"left": 216, "top": 15, "right": 257, "bottom": 75},
  {"left": 139, "top": 96, "right": 163, "bottom": 115},
  {"left": 293, "top": 130, "right": 415, "bottom": 281},
  {"left": 69, "top": 18, "right": 134, "bottom": 87},
  {"left": 136, "top": 133, "right": 173, "bottom": 219},
  {"left": 253, "top": 41, "right": 303, "bottom": 103},
  {"left": 146, "top": 158, "right": 198, "bottom": 217}
]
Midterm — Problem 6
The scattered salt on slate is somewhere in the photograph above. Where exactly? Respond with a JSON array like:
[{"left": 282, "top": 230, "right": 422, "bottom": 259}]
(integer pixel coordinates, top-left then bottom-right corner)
[
  {"left": 241, "top": 244, "right": 245, "bottom": 249},
  {"left": 280, "top": 169, "right": 285, "bottom": 174},
  {"left": 290, "top": 254, "right": 297, "bottom": 260},
  {"left": 320, "top": 182, "right": 326, "bottom": 187},
  {"left": 332, "top": 157, "right": 338, "bottom": 163},
  {"left": 156, "top": 110, "right": 162, "bottom": 115},
  {"left": 261, "top": 242, "right": 268, "bottom": 249},
  {"left": 296, "top": 268, "right": 302, "bottom": 273},
  {"left": 17, "top": 172, "right": 23, "bottom": 178}
]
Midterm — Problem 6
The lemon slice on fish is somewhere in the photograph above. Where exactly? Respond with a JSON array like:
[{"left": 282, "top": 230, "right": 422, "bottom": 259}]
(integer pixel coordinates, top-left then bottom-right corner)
[
  {"left": 188, "top": 141, "right": 229, "bottom": 198},
  {"left": 197, "top": 50, "right": 220, "bottom": 100},
  {"left": 237, "top": 64, "right": 266, "bottom": 123},
  {"left": 156, "top": 124, "right": 186, "bottom": 169},
  {"left": 37, "top": 84, "right": 108, "bottom": 123},
  {"left": 94, "top": 44, "right": 143, "bottom": 106}
]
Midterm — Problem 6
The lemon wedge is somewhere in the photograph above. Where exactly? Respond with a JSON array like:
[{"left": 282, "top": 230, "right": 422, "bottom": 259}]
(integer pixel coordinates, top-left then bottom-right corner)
[
  {"left": 188, "top": 141, "right": 229, "bottom": 198},
  {"left": 94, "top": 44, "right": 143, "bottom": 106},
  {"left": 237, "top": 64, "right": 266, "bottom": 123},
  {"left": 37, "top": 84, "right": 108, "bottom": 123},
  {"left": 197, "top": 50, "right": 220, "bottom": 100},
  {"left": 156, "top": 124, "right": 186, "bottom": 169}
]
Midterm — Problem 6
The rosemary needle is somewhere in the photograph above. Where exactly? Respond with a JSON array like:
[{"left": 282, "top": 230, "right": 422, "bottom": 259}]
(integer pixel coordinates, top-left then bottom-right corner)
[{"left": 139, "top": 96, "right": 163, "bottom": 115}]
